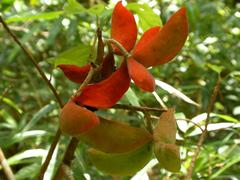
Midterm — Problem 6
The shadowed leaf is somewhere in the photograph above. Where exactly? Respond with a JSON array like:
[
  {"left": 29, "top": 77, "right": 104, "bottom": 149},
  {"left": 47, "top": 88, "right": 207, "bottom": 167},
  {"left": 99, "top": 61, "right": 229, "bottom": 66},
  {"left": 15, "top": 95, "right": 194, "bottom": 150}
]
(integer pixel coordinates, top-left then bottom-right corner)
[
  {"left": 80, "top": 117, "right": 152, "bottom": 153},
  {"left": 154, "top": 143, "right": 181, "bottom": 172},
  {"left": 87, "top": 143, "right": 152, "bottom": 176}
]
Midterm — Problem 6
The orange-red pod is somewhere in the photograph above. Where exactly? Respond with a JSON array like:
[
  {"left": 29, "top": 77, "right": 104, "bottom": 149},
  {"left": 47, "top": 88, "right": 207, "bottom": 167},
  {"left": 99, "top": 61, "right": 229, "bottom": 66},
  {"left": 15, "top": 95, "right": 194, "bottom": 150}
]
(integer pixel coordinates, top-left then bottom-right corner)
[
  {"left": 60, "top": 101, "right": 100, "bottom": 136},
  {"left": 111, "top": 1, "right": 137, "bottom": 54},
  {"left": 127, "top": 58, "right": 155, "bottom": 92},
  {"left": 74, "top": 63, "right": 130, "bottom": 108},
  {"left": 133, "top": 8, "right": 188, "bottom": 67},
  {"left": 58, "top": 64, "right": 91, "bottom": 83}
]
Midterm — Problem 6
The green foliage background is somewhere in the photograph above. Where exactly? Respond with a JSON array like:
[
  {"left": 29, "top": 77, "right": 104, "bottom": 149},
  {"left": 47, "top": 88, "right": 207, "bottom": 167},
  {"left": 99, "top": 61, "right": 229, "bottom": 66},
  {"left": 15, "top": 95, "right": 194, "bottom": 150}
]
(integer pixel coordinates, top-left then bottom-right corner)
[{"left": 0, "top": 0, "right": 240, "bottom": 179}]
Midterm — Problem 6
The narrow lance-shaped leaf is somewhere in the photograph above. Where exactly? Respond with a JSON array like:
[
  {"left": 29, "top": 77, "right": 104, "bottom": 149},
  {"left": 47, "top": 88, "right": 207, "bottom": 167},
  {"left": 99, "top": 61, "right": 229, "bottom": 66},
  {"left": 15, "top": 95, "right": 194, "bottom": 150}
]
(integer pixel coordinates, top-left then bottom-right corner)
[
  {"left": 74, "top": 63, "right": 130, "bottom": 108},
  {"left": 111, "top": 1, "right": 137, "bottom": 54},
  {"left": 87, "top": 143, "right": 152, "bottom": 176},
  {"left": 80, "top": 117, "right": 152, "bottom": 153},
  {"left": 133, "top": 8, "right": 188, "bottom": 67},
  {"left": 58, "top": 64, "right": 91, "bottom": 83},
  {"left": 127, "top": 57, "right": 155, "bottom": 92}
]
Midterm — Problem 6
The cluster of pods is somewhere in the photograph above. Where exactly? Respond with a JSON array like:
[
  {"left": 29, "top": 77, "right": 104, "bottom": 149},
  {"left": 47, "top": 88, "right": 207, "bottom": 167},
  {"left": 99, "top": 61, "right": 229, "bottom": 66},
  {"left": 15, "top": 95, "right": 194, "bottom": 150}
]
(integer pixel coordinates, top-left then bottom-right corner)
[{"left": 59, "top": 1, "right": 188, "bottom": 175}]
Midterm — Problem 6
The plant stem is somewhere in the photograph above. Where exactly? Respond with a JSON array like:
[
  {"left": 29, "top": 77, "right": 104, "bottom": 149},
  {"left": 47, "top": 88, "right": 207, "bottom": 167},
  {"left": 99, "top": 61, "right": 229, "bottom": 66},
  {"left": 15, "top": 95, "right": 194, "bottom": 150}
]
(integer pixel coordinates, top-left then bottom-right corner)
[
  {"left": 105, "top": 39, "right": 130, "bottom": 58},
  {"left": 185, "top": 76, "right": 221, "bottom": 180},
  {"left": 0, "top": 148, "right": 15, "bottom": 180},
  {"left": 0, "top": 16, "right": 64, "bottom": 179},
  {"left": 112, "top": 104, "right": 166, "bottom": 113}
]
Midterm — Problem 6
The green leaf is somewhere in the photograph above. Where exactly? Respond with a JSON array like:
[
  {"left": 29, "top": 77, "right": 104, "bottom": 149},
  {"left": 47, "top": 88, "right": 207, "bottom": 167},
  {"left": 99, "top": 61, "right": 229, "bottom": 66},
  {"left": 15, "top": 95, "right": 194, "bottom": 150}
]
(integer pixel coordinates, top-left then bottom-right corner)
[
  {"left": 206, "top": 63, "right": 224, "bottom": 74},
  {"left": 15, "top": 163, "right": 40, "bottom": 180},
  {"left": 0, "top": 96, "right": 23, "bottom": 114},
  {"left": 7, "top": 149, "right": 47, "bottom": 167},
  {"left": 87, "top": 143, "right": 153, "bottom": 176},
  {"left": 64, "top": 0, "right": 86, "bottom": 14},
  {"left": 53, "top": 44, "right": 94, "bottom": 67},
  {"left": 6, "top": 11, "right": 63, "bottom": 23},
  {"left": 80, "top": 117, "right": 152, "bottom": 153},
  {"left": 87, "top": 4, "right": 105, "bottom": 16},
  {"left": 154, "top": 143, "right": 181, "bottom": 172},
  {"left": 127, "top": 3, "right": 162, "bottom": 31},
  {"left": 23, "top": 104, "right": 56, "bottom": 131}
]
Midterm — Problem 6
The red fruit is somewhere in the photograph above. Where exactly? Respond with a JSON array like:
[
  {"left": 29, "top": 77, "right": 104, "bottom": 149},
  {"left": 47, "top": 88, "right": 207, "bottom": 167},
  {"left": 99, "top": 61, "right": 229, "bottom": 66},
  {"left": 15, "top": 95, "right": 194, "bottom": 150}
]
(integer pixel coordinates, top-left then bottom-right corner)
[
  {"left": 60, "top": 101, "right": 100, "bottom": 136},
  {"left": 111, "top": 1, "right": 137, "bottom": 54},
  {"left": 133, "top": 8, "right": 188, "bottom": 67}
]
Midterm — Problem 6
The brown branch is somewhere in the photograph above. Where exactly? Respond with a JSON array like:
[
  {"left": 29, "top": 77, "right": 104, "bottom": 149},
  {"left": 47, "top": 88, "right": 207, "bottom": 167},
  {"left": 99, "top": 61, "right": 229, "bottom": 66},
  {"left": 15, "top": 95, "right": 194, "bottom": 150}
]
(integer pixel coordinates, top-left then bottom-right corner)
[
  {"left": 112, "top": 104, "right": 166, "bottom": 113},
  {"left": 0, "top": 148, "right": 14, "bottom": 180},
  {"left": 185, "top": 77, "right": 221, "bottom": 180},
  {"left": 0, "top": 16, "right": 64, "bottom": 179}
]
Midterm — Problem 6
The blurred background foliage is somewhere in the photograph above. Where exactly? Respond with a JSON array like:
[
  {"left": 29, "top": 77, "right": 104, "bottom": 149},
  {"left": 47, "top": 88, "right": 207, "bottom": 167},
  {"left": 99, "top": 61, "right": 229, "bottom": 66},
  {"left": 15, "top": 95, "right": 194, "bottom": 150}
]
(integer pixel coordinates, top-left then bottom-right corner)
[{"left": 0, "top": 0, "right": 240, "bottom": 179}]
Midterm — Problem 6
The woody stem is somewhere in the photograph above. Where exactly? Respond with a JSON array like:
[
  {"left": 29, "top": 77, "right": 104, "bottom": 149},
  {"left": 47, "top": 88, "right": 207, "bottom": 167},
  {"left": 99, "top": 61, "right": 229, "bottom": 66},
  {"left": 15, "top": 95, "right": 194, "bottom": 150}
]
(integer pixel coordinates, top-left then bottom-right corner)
[{"left": 105, "top": 39, "right": 130, "bottom": 58}]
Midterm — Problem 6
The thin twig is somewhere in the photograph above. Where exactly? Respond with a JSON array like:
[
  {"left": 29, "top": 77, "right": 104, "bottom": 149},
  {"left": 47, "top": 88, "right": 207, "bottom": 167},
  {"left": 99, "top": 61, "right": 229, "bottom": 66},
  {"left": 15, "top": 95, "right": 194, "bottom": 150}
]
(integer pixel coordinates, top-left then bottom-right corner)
[
  {"left": 143, "top": 111, "right": 153, "bottom": 133},
  {"left": 112, "top": 104, "right": 166, "bottom": 113},
  {"left": 185, "top": 77, "right": 221, "bottom": 180},
  {"left": 0, "top": 148, "right": 15, "bottom": 180},
  {"left": 0, "top": 16, "right": 63, "bottom": 108}
]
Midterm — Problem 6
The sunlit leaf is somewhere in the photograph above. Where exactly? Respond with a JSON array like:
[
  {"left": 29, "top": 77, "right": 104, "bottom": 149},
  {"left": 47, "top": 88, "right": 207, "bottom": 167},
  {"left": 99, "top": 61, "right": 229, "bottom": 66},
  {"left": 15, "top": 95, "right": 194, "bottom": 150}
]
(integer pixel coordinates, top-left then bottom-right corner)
[
  {"left": 53, "top": 44, "right": 94, "bottom": 67},
  {"left": 127, "top": 3, "right": 162, "bottom": 31},
  {"left": 6, "top": 11, "right": 63, "bottom": 23},
  {"left": 155, "top": 79, "right": 200, "bottom": 107}
]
